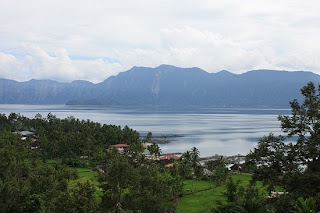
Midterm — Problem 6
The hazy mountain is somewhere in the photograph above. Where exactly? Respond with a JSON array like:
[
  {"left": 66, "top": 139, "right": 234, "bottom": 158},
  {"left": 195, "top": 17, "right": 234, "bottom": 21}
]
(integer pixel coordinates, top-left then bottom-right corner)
[
  {"left": 0, "top": 79, "right": 96, "bottom": 104},
  {"left": 1, "top": 65, "right": 319, "bottom": 107}
]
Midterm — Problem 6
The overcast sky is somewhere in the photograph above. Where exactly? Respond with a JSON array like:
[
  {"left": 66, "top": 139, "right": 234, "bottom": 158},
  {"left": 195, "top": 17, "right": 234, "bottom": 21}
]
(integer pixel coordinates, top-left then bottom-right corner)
[{"left": 0, "top": 0, "right": 320, "bottom": 83}]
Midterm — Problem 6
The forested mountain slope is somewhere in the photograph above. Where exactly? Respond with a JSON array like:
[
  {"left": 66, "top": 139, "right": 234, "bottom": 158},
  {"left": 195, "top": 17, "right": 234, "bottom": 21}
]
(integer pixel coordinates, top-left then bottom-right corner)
[{"left": 1, "top": 65, "right": 319, "bottom": 107}]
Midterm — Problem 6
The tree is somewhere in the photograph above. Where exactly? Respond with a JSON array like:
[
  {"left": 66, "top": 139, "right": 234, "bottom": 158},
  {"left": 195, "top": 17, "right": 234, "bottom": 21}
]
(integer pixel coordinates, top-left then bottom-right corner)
[
  {"left": 211, "top": 161, "right": 229, "bottom": 185},
  {"left": 224, "top": 177, "right": 240, "bottom": 203},
  {"left": 190, "top": 147, "right": 202, "bottom": 178},
  {"left": 247, "top": 82, "right": 320, "bottom": 204},
  {"left": 144, "top": 132, "right": 153, "bottom": 143},
  {"left": 147, "top": 141, "right": 161, "bottom": 159},
  {"left": 178, "top": 151, "right": 192, "bottom": 179},
  {"left": 213, "top": 178, "right": 270, "bottom": 213},
  {"left": 99, "top": 155, "right": 136, "bottom": 211},
  {"left": 190, "top": 147, "right": 200, "bottom": 169},
  {"left": 181, "top": 150, "right": 191, "bottom": 162},
  {"left": 48, "top": 190, "right": 75, "bottom": 213},
  {"left": 277, "top": 82, "right": 320, "bottom": 198},
  {"left": 106, "top": 127, "right": 118, "bottom": 145},
  {"left": 205, "top": 157, "right": 224, "bottom": 171},
  {"left": 246, "top": 133, "right": 293, "bottom": 191},
  {"left": 129, "top": 141, "right": 145, "bottom": 161},
  {"left": 129, "top": 165, "right": 179, "bottom": 213},
  {"left": 0, "top": 129, "right": 81, "bottom": 213},
  {"left": 278, "top": 82, "right": 320, "bottom": 167},
  {"left": 20, "top": 194, "right": 45, "bottom": 213},
  {"left": 72, "top": 181, "right": 98, "bottom": 213},
  {"left": 122, "top": 125, "right": 140, "bottom": 145}
]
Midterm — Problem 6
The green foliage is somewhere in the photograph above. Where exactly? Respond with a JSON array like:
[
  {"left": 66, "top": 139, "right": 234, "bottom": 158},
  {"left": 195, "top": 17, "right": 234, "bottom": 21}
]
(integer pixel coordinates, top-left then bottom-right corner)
[
  {"left": 293, "top": 197, "right": 318, "bottom": 213},
  {"left": 176, "top": 148, "right": 202, "bottom": 179},
  {"left": 178, "top": 175, "right": 260, "bottom": 213},
  {"left": 212, "top": 177, "right": 270, "bottom": 213},
  {"left": 178, "top": 184, "right": 216, "bottom": 213},
  {"left": 0, "top": 130, "right": 92, "bottom": 213},
  {"left": 99, "top": 154, "right": 183, "bottom": 212},
  {"left": 122, "top": 125, "right": 140, "bottom": 145},
  {"left": 99, "top": 155, "right": 136, "bottom": 211},
  {"left": 224, "top": 177, "right": 240, "bottom": 202},
  {"left": 206, "top": 158, "right": 229, "bottom": 185},
  {"left": 205, "top": 158, "right": 224, "bottom": 171},
  {"left": 72, "top": 181, "right": 98, "bottom": 213},
  {"left": 266, "top": 194, "right": 295, "bottom": 213},
  {"left": 129, "top": 141, "right": 145, "bottom": 162},
  {"left": 130, "top": 165, "right": 171, "bottom": 212},
  {"left": 246, "top": 82, "right": 320, "bottom": 211},
  {"left": 147, "top": 141, "right": 161, "bottom": 158},
  {"left": 20, "top": 194, "right": 45, "bottom": 213},
  {"left": 1, "top": 112, "right": 141, "bottom": 167},
  {"left": 246, "top": 133, "right": 293, "bottom": 191},
  {"left": 0, "top": 112, "right": 190, "bottom": 212},
  {"left": 190, "top": 147, "right": 200, "bottom": 169},
  {"left": 144, "top": 131, "right": 153, "bottom": 143}
]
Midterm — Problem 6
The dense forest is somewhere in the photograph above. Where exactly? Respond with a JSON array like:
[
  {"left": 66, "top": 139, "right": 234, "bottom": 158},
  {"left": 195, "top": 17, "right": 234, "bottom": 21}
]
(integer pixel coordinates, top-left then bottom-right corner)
[{"left": 0, "top": 82, "right": 320, "bottom": 212}]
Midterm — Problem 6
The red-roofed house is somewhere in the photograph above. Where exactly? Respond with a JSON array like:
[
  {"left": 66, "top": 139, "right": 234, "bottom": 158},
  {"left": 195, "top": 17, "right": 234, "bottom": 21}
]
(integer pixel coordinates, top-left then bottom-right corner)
[
  {"left": 108, "top": 144, "right": 130, "bottom": 154},
  {"left": 165, "top": 163, "right": 175, "bottom": 168},
  {"left": 160, "top": 154, "right": 180, "bottom": 161}
]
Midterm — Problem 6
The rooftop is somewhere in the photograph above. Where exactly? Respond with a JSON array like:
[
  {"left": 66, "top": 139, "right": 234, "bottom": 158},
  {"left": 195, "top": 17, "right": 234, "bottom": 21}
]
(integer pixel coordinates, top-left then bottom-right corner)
[
  {"left": 160, "top": 154, "right": 180, "bottom": 160},
  {"left": 110, "top": 144, "right": 130, "bottom": 148}
]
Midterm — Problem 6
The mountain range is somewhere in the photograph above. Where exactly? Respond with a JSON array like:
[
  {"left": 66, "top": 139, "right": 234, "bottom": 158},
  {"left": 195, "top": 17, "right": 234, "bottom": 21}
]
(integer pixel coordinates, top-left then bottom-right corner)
[{"left": 1, "top": 64, "right": 319, "bottom": 107}]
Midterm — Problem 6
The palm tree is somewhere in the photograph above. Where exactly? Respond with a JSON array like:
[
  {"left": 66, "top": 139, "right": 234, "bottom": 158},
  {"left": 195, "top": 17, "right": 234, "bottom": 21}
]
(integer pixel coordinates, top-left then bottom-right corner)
[
  {"left": 147, "top": 141, "right": 161, "bottom": 159},
  {"left": 182, "top": 151, "right": 191, "bottom": 162},
  {"left": 293, "top": 197, "right": 318, "bottom": 213},
  {"left": 190, "top": 147, "right": 200, "bottom": 169}
]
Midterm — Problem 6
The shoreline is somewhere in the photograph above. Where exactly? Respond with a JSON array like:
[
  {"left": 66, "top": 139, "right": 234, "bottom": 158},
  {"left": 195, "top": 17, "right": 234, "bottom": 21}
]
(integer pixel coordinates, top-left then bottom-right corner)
[{"left": 143, "top": 134, "right": 184, "bottom": 144}]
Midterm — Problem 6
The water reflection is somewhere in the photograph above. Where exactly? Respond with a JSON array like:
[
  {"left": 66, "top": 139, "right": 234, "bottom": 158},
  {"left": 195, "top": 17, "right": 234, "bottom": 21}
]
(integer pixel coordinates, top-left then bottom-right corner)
[{"left": 0, "top": 105, "right": 290, "bottom": 157}]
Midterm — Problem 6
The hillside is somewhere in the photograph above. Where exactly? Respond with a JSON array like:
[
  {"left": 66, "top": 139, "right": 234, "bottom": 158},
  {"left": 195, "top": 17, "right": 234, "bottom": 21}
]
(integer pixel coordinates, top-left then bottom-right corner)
[{"left": 1, "top": 65, "right": 319, "bottom": 107}]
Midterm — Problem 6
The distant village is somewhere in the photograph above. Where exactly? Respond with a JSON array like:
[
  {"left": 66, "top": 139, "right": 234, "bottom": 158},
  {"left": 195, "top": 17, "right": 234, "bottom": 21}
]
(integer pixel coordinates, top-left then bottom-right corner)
[{"left": 15, "top": 129, "right": 247, "bottom": 175}]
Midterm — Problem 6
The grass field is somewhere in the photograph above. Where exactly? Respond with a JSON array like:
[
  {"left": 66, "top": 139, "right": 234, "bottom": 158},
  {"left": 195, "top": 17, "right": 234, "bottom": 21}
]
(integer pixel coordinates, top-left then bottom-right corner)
[
  {"left": 67, "top": 168, "right": 280, "bottom": 213},
  {"left": 178, "top": 174, "right": 261, "bottom": 213},
  {"left": 70, "top": 168, "right": 98, "bottom": 184},
  {"left": 69, "top": 168, "right": 102, "bottom": 196},
  {"left": 183, "top": 179, "right": 213, "bottom": 194}
]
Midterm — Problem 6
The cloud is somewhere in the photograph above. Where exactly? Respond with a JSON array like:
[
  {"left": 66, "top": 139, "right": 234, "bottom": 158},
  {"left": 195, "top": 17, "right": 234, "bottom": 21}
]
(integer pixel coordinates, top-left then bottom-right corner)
[
  {"left": 159, "top": 27, "right": 267, "bottom": 72},
  {"left": 0, "top": 52, "right": 21, "bottom": 79},
  {"left": 116, "top": 26, "right": 278, "bottom": 73},
  {"left": 0, "top": 44, "right": 123, "bottom": 83},
  {"left": 0, "top": 0, "right": 320, "bottom": 82}
]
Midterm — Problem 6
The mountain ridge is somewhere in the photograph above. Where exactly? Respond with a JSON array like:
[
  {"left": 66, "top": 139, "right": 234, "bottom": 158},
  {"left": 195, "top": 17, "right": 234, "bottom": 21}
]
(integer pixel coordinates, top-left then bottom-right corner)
[{"left": 1, "top": 65, "right": 319, "bottom": 107}]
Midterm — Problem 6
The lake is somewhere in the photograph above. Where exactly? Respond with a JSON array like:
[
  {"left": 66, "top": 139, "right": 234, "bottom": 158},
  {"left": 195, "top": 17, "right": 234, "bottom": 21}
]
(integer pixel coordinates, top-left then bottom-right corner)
[{"left": 0, "top": 104, "right": 291, "bottom": 157}]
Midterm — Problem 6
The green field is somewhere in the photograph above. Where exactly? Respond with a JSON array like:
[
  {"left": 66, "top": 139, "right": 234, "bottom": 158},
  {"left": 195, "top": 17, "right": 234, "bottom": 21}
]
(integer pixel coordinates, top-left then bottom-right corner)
[
  {"left": 69, "top": 168, "right": 102, "bottom": 196},
  {"left": 70, "top": 168, "right": 99, "bottom": 185},
  {"left": 178, "top": 174, "right": 263, "bottom": 213},
  {"left": 68, "top": 168, "right": 279, "bottom": 213}
]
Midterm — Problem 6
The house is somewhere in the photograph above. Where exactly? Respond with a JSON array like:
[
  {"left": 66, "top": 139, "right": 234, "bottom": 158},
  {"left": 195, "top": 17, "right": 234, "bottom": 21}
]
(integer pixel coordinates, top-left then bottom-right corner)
[
  {"left": 230, "top": 163, "right": 242, "bottom": 171},
  {"left": 19, "top": 130, "right": 35, "bottom": 136},
  {"left": 143, "top": 149, "right": 160, "bottom": 160},
  {"left": 14, "top": 130, "right": 41, "bottom": 149},
  {"left": 14, "top": 130, "right": 34, "bottom": 140},
  {"left": 226, "top": 160, "right": 245, "bottom": 172},
  {"left": 266, "top": 191, "right": 288, "bottom": 198},
  {"left": 160, "top": 154, "right": 180, "bottom": 161},
  {"left": 203, "top": 168, "right": 213, "bottom": 176},
  {"left": 165, "top": 163, "right": 175, "bottom": 168},
  {"left": 159, "top": 154, "right": 180, "bottom": 164},
  {"left": 108, "top": 144, "right": 130, "bottom": 154}
]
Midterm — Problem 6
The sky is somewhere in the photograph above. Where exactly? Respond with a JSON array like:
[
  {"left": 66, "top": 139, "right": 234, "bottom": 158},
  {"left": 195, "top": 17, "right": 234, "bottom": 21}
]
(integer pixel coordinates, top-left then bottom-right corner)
[{"left": 0, "top": 0, "right": 320, "bottom": 83}]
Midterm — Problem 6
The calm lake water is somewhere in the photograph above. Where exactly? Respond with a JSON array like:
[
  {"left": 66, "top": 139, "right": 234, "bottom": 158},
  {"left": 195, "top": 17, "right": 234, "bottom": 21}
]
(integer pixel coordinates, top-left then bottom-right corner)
[{"left": 0, "top": 105, "right": 291, "bottom": 157}]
